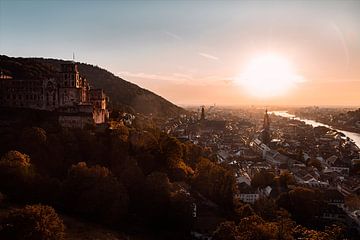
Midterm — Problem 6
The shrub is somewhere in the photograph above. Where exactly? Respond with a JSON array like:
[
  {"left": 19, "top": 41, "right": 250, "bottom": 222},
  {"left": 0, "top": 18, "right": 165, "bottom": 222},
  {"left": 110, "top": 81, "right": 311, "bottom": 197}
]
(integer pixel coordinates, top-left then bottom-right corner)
[{"left": 0, "top": 204, "right": 65, "bottom": 240}]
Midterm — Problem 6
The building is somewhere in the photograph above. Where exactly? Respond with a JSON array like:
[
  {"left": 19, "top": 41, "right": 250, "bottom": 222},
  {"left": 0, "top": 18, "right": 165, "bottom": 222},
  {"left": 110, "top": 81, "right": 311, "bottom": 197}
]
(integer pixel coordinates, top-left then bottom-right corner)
[
  {"left": 0, "top": 62, "right": 109, "bottom": 128},
  {"left": 260, "top": 109, "right": 271, "bottom": 144}
]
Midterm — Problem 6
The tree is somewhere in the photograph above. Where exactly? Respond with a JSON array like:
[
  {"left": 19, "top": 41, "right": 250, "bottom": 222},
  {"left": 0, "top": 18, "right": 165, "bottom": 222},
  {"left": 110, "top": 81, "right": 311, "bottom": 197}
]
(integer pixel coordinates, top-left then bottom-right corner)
[
  {"left": 168, "top": 183, "right": 195, "bottom": 230},
  {"left": 0, "top": 151, "right": 35, "bottom": 201},
  {"left": 234, "top": 203, "right": 255, "bottom": 221},
  {"left": 278, "top": 171, "right": 294, "bottom": 188},
  {"left": 307, "top": 158, "right": 323, "bottom": 171},
  {"left": 0, "top": 204, "right": 64, "bottom": 240},
  {"left": 19, "top": 127, "right": 47, "bottom": 150},
  {"left": 277, "top": 187, "right": 323, "bottom": 226},
  {"left": 62, "top": 162, "right": 128, "bottom": 225},
  {"left": 251, "top": 170, "right": 275, "bottom": 189},
  {"left": 142, "top": 172, "right": 172, "bottom": 218},
  {"left": 213, "top": 221, "right": 239, "bottom": 240},
  {"left": 193, "top": 158, "right": 236, "bottom": 209},
  {"left": 253, "top": 197, "right": 278, "bottom": 221},
  {"left": 19, "top": 127, "right": 48, "bottom": 174}
]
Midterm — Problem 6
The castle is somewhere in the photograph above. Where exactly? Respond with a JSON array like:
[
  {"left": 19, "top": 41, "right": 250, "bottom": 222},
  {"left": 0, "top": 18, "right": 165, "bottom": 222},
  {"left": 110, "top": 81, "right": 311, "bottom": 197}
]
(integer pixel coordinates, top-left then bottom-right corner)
[{"left": 0, "top": 62, "right": 109, "bottom": 128}]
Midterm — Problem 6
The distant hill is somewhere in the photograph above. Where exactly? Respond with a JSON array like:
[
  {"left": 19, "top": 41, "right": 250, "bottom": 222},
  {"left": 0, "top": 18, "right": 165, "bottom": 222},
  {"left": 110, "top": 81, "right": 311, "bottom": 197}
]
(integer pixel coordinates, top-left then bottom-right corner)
[{"left": 0, "top": 55, "right": 186, "bottom": 117}]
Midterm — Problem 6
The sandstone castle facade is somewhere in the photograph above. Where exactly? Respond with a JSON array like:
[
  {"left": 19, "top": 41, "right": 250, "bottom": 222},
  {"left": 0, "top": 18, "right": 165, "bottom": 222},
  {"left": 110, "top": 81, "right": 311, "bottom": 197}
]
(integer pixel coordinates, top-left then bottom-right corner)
[{"left": 0, "top": 62, "right": 109, "bottom": 128}]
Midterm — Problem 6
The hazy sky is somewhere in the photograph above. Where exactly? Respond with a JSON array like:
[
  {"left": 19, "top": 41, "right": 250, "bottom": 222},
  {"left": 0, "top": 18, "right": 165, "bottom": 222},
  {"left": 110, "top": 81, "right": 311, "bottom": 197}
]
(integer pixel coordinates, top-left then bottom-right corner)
[{"left": 1, "top": 0, "right": 360, "bottom": 107}]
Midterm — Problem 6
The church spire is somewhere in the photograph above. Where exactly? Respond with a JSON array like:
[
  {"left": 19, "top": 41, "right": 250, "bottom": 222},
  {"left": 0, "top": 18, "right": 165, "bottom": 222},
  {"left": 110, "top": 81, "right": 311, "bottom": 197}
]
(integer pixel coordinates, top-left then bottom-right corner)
[
  {"left": 261, "top": 109, "right": 271, "bottom": 144},
  {"left": 263, "top": 108, "right": 270, "bottom": 130},
  {"left": 200, "top": 106, "right": 205, "bottom": 121}
]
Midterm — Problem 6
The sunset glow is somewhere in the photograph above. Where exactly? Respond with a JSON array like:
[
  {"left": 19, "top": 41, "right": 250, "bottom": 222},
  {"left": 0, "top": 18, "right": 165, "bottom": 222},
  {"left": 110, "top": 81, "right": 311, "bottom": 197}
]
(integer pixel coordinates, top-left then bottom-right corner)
[
  {"left": 1, "top": 0, "right": 360, "bottom": 106},
  {"left": 236, "top": 54, "right": 303, "bottom": 98}
]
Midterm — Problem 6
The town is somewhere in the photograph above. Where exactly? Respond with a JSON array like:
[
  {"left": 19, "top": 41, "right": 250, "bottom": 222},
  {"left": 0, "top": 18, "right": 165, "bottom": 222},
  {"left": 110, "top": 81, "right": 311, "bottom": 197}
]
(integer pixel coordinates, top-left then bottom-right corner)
[{"left": 164, "top": 106, "right": 360, "bottom": 233}]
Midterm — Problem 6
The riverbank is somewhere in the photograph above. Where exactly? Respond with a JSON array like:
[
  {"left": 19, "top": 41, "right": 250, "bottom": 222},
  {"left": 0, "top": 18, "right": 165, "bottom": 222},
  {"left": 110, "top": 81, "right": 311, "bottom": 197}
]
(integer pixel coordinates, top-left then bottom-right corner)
[{"left": 271, "top": 111, "right": 360, "bottom": 149}]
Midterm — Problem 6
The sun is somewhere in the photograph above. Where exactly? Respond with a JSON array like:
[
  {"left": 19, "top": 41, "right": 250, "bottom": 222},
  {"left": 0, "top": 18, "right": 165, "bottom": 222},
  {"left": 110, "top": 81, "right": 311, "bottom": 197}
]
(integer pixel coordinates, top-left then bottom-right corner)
[{"left": 235, "top": 54, "right": 303, "bottom": 98}]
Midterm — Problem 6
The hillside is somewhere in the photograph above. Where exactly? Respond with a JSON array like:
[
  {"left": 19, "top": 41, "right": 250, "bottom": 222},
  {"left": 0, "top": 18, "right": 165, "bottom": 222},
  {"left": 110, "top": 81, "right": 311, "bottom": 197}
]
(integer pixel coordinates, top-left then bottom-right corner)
[{"left": 0, "top": 55, "right": 186, "bottom": 117}]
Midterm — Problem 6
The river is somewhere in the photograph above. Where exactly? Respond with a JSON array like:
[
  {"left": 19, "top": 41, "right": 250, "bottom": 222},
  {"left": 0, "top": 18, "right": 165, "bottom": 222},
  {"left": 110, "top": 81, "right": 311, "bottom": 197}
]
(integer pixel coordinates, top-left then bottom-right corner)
[{"left": 271, "top": 111, "right": 360, "bottom": 149}]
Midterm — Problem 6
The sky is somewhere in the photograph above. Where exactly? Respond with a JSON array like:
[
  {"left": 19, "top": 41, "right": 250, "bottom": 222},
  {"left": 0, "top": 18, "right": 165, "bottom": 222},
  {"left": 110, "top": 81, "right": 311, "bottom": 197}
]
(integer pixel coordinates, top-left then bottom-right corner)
[{"left": 1, "top": 0, "right": 360, "bottom": 107}]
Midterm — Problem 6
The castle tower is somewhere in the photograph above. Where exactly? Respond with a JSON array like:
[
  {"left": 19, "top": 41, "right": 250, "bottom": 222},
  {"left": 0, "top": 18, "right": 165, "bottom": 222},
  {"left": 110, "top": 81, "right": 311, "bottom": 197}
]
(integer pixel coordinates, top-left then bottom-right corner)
[
  {"left": 60, "top": 63, "right": 80, "bottom": 88},
  {"left": 58, "top": 63, "right": 86, "bottom": 107}
]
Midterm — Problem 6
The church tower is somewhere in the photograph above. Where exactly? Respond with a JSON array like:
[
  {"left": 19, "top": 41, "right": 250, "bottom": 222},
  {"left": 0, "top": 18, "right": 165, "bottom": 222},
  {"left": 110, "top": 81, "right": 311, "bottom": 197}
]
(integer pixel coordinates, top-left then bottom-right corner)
[
  {"left": 200, "top": 106, "right": 205, "bottom": 121},
  {"left": 263, "top": 109, "right": 270, "bottom": 131},
  {"left": 261, "top": 109, "right": 271, "bottom": 144}
]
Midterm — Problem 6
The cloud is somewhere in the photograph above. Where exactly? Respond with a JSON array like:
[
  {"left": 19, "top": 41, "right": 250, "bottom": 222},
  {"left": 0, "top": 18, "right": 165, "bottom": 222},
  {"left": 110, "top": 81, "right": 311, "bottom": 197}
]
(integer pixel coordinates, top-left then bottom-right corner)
[
  {"left": 119, "top": 70, "right": 231, "bottom": 86},
  {"left": 164, "top": 31, "right": 182, "bottom": 40},
  {"left": 198, "top": 52, "right": 219, "bottom": 61},
  {"left": 118, "top": 71, "right": 192, "bottom": 82}
]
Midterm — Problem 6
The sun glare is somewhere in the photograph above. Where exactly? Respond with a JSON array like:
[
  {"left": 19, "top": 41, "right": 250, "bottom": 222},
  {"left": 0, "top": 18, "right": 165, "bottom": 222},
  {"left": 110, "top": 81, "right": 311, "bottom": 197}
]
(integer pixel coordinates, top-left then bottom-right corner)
[{"left": 236, "top": 54, "right": 303, "bottom": 98}]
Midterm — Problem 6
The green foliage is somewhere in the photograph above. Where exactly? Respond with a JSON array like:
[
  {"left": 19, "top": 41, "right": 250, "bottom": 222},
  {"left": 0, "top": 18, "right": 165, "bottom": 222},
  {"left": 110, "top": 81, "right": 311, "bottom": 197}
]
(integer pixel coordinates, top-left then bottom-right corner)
[
  {"left": 62, "top": 162, "right": 128, "bottom": 225},
  {"left": 0, "top": 204, "right": 65, "bottom": 240}
]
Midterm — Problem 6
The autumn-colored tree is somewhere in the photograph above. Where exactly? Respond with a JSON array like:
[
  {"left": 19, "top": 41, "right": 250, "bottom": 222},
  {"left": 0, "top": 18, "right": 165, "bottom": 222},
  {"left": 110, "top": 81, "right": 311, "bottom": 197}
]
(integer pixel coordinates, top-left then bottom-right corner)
[
  {"left": 19, "top": 127, "right": 47, "bottom": 151},
  {"left": 213, "top": 221, "right": 239, "bottom": 240},
  {"left": 278, "top": 171, "right": 295, "bottom": 188},
  {"left": 168, "top": 183, "right": 195, "bottom": 230},
  {"left": 277, "top": 187, "right": 323, "bottom": 226},
  {"left": 251, "top": 170, "right": 275, "bottom": 189},
  {"left": 234, "top": 203, "right": 256, "bottom": 221},
  {"left": 0, "top": 204, "right": 64, "bottom": 240},
  {"left": 254, "top": 197, "right": 278, "bottom": 221},
  {"left": 193, "top": 158, "right": 236, "bottom": 209},
  {"left": 0, "top": 151, "right": 35, "bottom": 201},
  {"left": 141, "top": 172, "right": 172, "bottom": 227},
  {"left": 62, "top": 162, "right": 128, "bottom": 225},
  {"left": 160, "top": 136, "right": 183, "bottom": 168}
]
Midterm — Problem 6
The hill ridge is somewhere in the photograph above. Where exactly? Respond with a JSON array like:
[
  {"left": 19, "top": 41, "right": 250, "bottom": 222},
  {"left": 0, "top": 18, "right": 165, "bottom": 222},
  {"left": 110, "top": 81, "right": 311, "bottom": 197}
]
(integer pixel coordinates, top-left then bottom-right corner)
[{"left": 0, "top": 55, "right": 185, "bottom": 117}]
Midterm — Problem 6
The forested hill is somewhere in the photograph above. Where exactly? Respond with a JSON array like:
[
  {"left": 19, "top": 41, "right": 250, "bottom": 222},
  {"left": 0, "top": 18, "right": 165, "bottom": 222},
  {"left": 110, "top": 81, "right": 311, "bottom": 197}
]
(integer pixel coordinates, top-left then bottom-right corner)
[{"left": 0, "top": 55, "right": 186, "bottom": 117}]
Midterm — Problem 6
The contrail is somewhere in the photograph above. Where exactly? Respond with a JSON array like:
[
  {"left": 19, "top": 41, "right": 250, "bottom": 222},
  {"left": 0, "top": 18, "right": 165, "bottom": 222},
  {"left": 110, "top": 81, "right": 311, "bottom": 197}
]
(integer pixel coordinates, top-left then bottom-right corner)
[{"left": 330, "top": 22, "right": 350, "bottom": 71}]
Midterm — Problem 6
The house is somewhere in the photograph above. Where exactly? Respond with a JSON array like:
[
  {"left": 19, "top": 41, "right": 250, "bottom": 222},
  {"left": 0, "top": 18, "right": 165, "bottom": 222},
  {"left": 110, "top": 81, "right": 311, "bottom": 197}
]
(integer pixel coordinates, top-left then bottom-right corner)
[
  {"left": 321, "top": 205, "right": 347, "bottom": 223},
  {"left": 235, "top": 183, "right": 260, "bottom": 204},
  {"left": 323, "top": 189, "right": 345, "bottom": 208}
]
